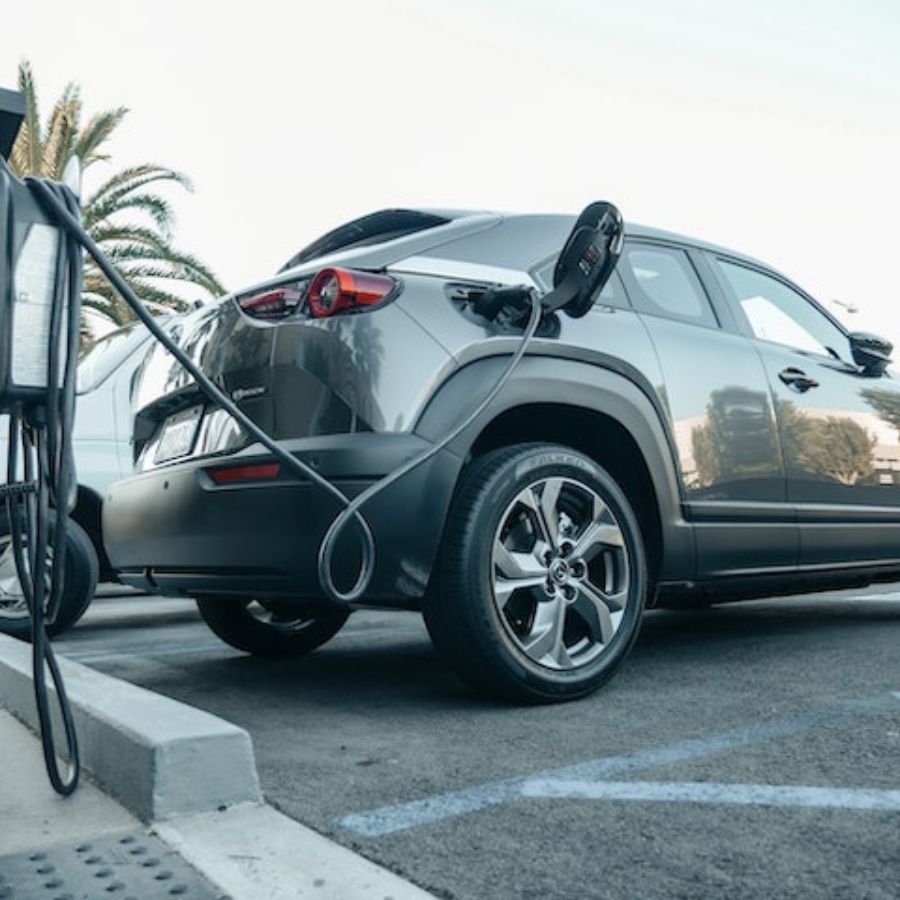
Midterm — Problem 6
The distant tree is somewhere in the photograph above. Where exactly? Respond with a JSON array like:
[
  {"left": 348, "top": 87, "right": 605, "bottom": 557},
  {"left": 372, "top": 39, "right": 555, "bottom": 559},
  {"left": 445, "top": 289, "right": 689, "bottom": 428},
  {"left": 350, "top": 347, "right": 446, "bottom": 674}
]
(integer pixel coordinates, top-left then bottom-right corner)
[
  {"left": 773, "top": 399, "right": 817, "bottom": 475},
  {"left": 691, "top": 419, "right": 720, "bottom": 488},
  {"left": 693, "top": 395, "right": 876, "bottom": 489},
  {"left": 797, "top": 416, "right": 876, "bottom": 486},
  {"left": 8, "top": 60, "right": 225, "bottom": 334},
  {"left": 776, "top": 399, "right": 876, "bottom": 486},
  {"left": 860, "top": 387, "right": 900, "bottom": 440}
]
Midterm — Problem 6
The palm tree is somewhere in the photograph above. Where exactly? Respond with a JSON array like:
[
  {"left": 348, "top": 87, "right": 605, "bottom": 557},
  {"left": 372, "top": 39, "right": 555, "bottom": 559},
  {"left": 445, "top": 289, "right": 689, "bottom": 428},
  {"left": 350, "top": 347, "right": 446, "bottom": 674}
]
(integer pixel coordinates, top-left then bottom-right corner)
[{"left": 8, "top": 61, "right": 225, "bottom": 332}]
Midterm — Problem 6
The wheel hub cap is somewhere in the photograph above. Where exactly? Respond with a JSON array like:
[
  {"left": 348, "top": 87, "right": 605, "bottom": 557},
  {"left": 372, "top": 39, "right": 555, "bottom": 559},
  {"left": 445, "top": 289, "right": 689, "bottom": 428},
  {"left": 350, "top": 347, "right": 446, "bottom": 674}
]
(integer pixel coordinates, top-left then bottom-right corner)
[
  {"left": 491, "top": 475, "right": 631, "bottom": 672},
  {"left": 549, "top": 558, "right": 570, "bottom": 586}
]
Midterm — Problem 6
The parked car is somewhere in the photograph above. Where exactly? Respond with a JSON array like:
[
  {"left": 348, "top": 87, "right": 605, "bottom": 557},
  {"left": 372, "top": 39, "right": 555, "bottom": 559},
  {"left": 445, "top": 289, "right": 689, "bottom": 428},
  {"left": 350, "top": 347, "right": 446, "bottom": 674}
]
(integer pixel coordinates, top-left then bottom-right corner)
[
  {"left": 102, "top": 208, "right": 899, "bottom": 701},
  {"left": 0, "top": 315, "right": 185, "bottom": 637}
]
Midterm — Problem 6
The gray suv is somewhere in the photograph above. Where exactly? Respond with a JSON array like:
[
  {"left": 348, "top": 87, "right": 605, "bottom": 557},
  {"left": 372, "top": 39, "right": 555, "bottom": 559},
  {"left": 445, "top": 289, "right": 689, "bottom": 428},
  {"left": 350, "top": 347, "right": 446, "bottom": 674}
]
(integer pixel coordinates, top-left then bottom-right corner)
[{"left": 102, "top": 208, "right": 900, "bottom": 702}]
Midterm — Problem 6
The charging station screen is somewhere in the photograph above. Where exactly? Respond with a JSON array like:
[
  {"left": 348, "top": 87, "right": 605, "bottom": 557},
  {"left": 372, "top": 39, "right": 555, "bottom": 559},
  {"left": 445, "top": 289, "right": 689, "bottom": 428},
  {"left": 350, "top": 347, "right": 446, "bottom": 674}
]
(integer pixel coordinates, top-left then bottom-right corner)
[{"left": 12, "top": 222, "right": 67, "bottom": 388}]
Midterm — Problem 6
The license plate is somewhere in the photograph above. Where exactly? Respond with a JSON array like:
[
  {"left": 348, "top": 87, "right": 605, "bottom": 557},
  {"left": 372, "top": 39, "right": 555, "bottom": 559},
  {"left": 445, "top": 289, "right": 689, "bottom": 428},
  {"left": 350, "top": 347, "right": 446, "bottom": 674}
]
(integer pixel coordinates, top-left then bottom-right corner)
[{"left": 154, "top": 405, "right": 203, "bottom": 464}]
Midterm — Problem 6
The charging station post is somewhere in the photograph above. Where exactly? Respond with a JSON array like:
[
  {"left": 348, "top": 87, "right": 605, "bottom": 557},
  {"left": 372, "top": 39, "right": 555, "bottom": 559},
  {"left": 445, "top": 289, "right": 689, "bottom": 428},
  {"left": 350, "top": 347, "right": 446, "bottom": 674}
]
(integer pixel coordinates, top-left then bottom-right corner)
[{"left": 1, "top": 87, "right": 83, "bottom": 795}]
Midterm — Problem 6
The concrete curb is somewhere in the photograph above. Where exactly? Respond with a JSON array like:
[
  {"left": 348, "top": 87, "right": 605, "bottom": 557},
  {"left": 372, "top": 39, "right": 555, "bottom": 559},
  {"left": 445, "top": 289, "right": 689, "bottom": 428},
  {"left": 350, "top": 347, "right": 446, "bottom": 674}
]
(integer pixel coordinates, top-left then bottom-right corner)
[
  {"left": 0, "top": 633, "right": 261, "bottom": 822},
  {"left": 158, "top": 804, "right": 437, "bottom": 899}
]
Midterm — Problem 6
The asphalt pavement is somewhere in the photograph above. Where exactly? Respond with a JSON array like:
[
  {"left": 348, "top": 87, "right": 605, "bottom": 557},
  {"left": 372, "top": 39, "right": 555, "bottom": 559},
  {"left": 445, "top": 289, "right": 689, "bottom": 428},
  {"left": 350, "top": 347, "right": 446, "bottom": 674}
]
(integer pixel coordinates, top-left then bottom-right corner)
[{"left": 55, "top": 587, "right": 900, "bottom": 900}]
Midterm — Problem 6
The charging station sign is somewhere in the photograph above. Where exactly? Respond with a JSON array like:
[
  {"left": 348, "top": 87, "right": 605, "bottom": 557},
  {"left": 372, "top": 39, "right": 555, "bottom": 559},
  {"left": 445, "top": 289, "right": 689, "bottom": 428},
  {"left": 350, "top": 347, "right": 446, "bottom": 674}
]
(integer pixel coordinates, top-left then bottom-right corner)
[{"left": 12, "top": 222, "right": 66, "bottom": 388}]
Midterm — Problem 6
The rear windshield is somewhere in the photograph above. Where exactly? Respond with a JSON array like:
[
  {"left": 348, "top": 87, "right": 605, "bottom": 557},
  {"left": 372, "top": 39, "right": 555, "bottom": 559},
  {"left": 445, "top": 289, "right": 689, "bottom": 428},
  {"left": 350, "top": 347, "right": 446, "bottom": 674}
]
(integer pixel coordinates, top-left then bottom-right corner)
[
  {"left": 420, "top": 215, "right": 574, "bottom": 274},
  {"left": 279, "top": 209, "right": 451, "bottom": 272},
  {"left": 77, "top": 322, "right": 149, "bottom": 394}
]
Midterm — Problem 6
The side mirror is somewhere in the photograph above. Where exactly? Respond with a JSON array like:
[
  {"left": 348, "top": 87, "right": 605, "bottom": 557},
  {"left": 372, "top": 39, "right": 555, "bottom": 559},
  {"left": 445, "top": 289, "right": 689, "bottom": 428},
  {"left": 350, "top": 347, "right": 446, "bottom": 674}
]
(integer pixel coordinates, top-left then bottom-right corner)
[
  {"left": 551, "top": 201, "right": 624, "bottom": 318},
  {"left": 849, "top": 331, "right": 892, "bottom": 376}
]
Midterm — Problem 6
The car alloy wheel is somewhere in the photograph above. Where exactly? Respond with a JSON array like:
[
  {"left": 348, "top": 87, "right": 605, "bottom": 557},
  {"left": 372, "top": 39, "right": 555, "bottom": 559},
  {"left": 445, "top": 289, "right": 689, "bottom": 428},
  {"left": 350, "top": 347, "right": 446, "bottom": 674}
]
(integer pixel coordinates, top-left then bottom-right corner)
[
  {"left": 425, "top": 443, "right": 647, "bottom": 703},
  {"left": 491, "top": 476, "right": 630, "bottom": 671},
  {"left": 0, "top": 534, "right": 48, "bottom": 620},
  {"left": 0, "top": 514, "right": 99, "bottom": 639}
]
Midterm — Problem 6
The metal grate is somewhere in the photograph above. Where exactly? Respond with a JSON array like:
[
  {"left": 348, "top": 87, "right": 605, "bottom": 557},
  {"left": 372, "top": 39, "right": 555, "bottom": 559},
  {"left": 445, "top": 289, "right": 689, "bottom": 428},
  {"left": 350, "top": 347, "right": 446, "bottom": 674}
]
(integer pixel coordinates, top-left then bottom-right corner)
[{"left": 0, "top": 829, "right": 226, "bottom": 899}]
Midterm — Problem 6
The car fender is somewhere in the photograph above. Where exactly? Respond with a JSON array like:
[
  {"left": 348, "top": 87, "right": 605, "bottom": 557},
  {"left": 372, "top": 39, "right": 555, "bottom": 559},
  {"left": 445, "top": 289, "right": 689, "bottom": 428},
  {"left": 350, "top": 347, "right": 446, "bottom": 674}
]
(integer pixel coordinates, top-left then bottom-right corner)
[{"left": 412, "top": 351, "right": 694, "bottom": 583}]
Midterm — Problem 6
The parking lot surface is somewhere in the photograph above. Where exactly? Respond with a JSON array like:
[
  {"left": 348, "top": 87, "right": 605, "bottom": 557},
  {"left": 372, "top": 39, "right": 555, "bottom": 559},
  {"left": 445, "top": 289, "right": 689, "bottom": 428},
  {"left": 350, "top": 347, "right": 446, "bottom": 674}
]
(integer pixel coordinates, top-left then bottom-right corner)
[{"left": 56, "top": 587, "right": 900, "bottom": 899}]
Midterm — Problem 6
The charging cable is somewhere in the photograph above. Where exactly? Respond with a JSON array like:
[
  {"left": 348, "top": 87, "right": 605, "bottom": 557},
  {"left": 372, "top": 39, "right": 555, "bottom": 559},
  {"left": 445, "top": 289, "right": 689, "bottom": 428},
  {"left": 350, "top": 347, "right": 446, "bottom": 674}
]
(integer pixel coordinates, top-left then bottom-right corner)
[
  {"left": 27, "top": 178, "right": 543, "bottom": 607},
  {"left": 13, "top": 174, "right": 614, "bottom": 797}
]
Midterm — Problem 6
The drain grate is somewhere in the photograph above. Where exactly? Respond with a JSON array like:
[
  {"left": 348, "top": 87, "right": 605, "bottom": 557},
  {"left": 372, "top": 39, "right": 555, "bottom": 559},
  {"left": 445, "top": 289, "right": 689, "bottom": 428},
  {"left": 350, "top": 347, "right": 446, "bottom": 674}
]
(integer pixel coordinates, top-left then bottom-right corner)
[{"left": 0, "top": 829, "right": 226, "bottom": 899}]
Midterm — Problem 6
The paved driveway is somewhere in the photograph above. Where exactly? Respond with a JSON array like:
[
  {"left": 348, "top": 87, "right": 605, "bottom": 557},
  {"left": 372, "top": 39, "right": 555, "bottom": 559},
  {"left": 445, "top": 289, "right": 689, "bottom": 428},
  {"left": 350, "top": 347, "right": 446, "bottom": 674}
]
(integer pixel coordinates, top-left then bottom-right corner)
[{"left": 58, "top": 586, "right": 900, "bottom": 899}]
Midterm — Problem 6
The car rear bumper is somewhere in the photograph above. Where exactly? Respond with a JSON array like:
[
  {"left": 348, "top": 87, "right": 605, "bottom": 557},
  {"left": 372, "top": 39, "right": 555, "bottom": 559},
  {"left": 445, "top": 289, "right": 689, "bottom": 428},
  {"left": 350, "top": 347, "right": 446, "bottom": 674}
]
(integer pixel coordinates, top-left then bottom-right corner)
[{"left": 102, "top": 433, "right": 461, "bottom": 606}]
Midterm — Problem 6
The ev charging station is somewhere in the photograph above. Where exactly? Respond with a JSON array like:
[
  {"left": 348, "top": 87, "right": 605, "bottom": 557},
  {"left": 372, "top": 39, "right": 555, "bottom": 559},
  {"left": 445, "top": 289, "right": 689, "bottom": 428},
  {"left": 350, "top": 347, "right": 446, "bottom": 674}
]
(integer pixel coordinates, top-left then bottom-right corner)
[
  {"left": 1, "top": 87, "right": 84, "bottom": 794},
  {"left": 0, "top": 81, "right": 625, "bottom": 800}
]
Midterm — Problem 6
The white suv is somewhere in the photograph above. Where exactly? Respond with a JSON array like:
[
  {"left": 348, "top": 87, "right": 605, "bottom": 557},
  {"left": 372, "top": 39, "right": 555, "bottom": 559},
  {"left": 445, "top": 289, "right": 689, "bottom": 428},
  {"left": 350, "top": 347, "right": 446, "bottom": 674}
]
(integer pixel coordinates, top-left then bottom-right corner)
[{"left": 0, "top": 321, "right": 165, "bottom": 636}]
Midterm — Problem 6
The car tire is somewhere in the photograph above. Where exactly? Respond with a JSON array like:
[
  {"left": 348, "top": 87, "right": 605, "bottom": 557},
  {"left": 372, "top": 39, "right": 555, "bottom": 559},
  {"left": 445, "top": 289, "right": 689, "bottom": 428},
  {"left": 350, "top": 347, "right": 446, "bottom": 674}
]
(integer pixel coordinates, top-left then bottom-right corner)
[
  {"left": 0, "top": 512, "right": 99, "bottom": 640},
  {"left": 196, "top": 597, "right": 351, "bottom": 656},
  {"left": 424, "top": 443, "right": 648, "bottom": 703}
]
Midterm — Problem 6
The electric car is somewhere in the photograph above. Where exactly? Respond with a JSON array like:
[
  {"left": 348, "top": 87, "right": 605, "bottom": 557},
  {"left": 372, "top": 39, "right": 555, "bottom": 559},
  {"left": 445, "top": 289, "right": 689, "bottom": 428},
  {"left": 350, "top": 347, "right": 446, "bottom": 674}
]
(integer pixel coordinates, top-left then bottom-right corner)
[{"left": 102, "top": 207, "right": 900, "bottom": 702}]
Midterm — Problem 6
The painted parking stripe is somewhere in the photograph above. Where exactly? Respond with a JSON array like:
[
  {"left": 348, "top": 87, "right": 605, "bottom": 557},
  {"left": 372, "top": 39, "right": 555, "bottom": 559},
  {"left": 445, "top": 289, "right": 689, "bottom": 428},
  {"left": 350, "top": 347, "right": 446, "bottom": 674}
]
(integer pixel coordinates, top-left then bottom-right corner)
[
  {"left": 60, "top": 642, "right": 230, "bottom": 663},
  {"left": 339, "top": 692, "right": 900, "bottom": 837},
  {"left": 59, "top": 624, "right": 424, "bottom": 664},
  {"left": 522, "top": 779, "right": 900, "bottom": 812}
]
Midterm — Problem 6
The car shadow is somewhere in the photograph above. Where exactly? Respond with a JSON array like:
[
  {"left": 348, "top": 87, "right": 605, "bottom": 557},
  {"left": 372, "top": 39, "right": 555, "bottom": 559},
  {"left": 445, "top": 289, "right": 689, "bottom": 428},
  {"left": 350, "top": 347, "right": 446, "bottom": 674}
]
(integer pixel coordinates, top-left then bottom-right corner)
[
  {"left": 639, "top": 596, "right": 900, "bottom": 644},
  {"left": 131, "top": 594, "right": 900, "bottom": 719}
]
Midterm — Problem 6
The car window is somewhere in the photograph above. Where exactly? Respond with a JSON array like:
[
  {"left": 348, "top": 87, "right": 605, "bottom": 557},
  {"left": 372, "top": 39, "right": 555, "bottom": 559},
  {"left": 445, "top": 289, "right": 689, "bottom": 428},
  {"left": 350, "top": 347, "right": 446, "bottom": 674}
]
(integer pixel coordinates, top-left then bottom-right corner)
[
  {"left": 533, "top": 258, "right": 629, "bottom": 310},
  {"left": 426, "top": 216, "right": 574, "bottom": 274},
  {"left": 280, "top": 209, "right": 451, "bottom": 271},
  {"left": 714, "top": 259, "right": 847, "bottom": 359},
  {"left": 594, "top": 270, "right": 629, "bottom": 309},
  {"left": 620, "top": 244, "right": 717, "bottom": 327},
  {"left": 77, "top": 323, "right": 149, "bottom": 394}
]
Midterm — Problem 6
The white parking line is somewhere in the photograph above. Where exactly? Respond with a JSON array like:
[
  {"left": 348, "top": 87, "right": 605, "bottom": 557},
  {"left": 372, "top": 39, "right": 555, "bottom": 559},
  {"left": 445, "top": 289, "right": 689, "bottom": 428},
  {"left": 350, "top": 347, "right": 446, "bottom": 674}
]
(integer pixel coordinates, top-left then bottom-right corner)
[
  {"left": 339, "top": 692, "right": 900, "bottom": 837},
  {"left": 59, "top": 625, "right": 423, "bottom": 664},
  {"left": 60, "top": 642, "right": 229, "bottom": 663},
  {"left": 522, "top": 779, "right": 900, "bottom": 812}
]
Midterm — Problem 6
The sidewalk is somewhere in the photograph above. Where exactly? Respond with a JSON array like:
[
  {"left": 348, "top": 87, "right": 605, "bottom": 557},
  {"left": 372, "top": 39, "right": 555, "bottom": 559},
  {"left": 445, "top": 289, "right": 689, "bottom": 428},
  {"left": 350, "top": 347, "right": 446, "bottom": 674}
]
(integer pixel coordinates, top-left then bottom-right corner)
[
  {"left": 0, "top": 708, "right": 139, "bottom": 857},
  {"left": 0, "top": 634, "right": 436, "bottom": 900},
  {"left": 0, "top": 707, "right": 224, "bottom": 898}
]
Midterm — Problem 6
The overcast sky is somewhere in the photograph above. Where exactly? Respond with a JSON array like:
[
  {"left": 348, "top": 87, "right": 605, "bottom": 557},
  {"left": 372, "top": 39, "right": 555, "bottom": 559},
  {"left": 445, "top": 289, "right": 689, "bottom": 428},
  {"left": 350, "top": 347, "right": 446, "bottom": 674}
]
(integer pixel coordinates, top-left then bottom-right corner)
[{"left": 6, "top": 0, "right": 900, "bottom": 341}]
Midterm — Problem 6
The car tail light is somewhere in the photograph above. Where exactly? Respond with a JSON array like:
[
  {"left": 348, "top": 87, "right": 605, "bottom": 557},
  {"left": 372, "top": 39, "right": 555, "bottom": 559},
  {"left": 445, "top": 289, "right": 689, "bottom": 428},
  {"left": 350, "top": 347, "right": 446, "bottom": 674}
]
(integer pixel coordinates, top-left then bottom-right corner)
[
  {"left": 237, "top": 284, "right": 307, "bottom": 320},
  {"left": 208, "top": 461, "right": 281, "bottom": 484},
  {"left": 307, "top": 268, "right": 399, "bottom": 318}
]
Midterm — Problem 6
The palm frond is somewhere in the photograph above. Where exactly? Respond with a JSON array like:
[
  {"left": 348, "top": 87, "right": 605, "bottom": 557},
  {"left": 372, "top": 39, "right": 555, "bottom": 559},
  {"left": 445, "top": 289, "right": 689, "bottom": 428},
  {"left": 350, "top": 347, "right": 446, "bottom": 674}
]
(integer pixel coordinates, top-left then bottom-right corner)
[
  {"left": 125, "top": 278, "right": 192, "bottom": 311},
  {"left": 10, "top": 61, "right": 227, "bottom": 321},
  {"left": 81, "top": 283, "right": 131, "bottom": 326},
  {"left": 86, "top": 165, "right": 193, "bottom": 206},
  {"left": 85, "top": 191, "right": 178, "bottom": 236},
  {"left": 73, "top": 107, "right": 127, "bottom": 168},
  {"left": 96, "top": 262, "right": 190, "bottom": 282},
  {"left": 11, "top": 60, "right": 42, "bottom": 175},
  {"left": 150, "top": 246, "right": 226, "bottom": 296},
  {"left": 41, "top": 84, "right": 81, "bottom": 178},
  {"left": 89, "top": 224, "right": 173, "bottom": 252},
  {"left": 89, "top": 241, "right": 176, "bottom": 262}
]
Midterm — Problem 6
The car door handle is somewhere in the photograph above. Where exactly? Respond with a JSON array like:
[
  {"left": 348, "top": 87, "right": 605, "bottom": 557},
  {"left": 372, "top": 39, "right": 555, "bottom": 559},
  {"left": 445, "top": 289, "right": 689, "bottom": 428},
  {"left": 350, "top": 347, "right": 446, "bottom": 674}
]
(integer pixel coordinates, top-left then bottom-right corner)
[{"left": 778, "top": 367, "right": 819, "bottom": 392}]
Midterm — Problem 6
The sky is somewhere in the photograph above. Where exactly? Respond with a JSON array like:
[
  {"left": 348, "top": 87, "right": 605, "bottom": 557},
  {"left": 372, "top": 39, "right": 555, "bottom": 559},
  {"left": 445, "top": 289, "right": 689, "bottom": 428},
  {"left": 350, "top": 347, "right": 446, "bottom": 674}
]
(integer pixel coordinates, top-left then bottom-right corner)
[{"left": 5, "top": 0, "right": 900, "bottom": 341}]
